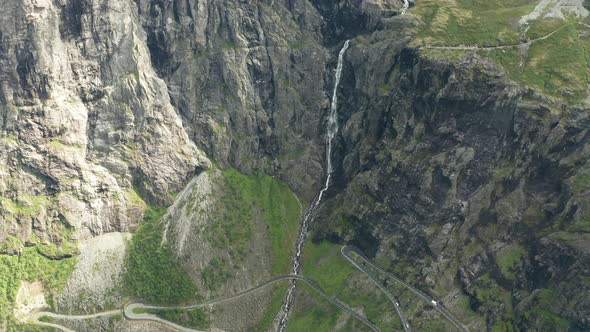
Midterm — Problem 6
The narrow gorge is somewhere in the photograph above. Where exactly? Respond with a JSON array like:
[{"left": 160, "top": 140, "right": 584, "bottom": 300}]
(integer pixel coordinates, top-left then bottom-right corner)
[{"left": 278, "top": 39, "right": 351, "bottom": 332}]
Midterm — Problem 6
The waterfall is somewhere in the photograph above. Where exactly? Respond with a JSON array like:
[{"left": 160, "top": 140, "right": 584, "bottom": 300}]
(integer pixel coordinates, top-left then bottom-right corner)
[
  {"left": 402, "top": 0, "right": 409, "bottom": 14},
  {"left": 277, "top": 39, "right": 351, "bottom": 332}
]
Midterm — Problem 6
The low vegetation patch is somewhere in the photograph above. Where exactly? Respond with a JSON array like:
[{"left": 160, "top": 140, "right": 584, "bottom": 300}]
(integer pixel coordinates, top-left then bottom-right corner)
[
  {"left": 496, "top": 244, "right": 526, "bottom": 280},
  {"left": 251, "top": 281, "right": 290, "bottom": 332},
  {"left": 489, "top": 22, "right": 589, "bottom": 102},
  {"left": 290, "top": 242, "right": 399, "bottom": 331},
  {"left": 414, "top": 0, "right": 535, "bottom": 47},
  {"left": 470, "top": 273, "right": 514, "bottom": 326},
  {"left": 287, "top": 287, "right": 343, "bottom": 332},
  {"left": 519, "top": 288, "right": 570, "bottom": 330},
  {"left": 571, "top": 166, "right": 590, "bottom": 194},
  {"left": 204, "top": 169, "right": 301, "bottom": 278},
  {"left": 125, "top": 206, "right": 199, "bottom": 304},
  {"left": 301, "top": 241, "right": 356, "bottom": 295},
  {"left": 0, "top": 245, "right": 76, "bottom": 330},
  {"left": 413, "top": 0, "right": 590, "bottom": 103},
  {"left": 0, "top": 195, "right": 49, "bottom": 217},
  {"left": 201, "top": 257, "right": 232, "bottom": 291}
]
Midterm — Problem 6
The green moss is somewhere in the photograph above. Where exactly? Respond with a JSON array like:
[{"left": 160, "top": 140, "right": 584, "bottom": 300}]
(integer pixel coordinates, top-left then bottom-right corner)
[
  {"left": 0, "top": 246, "right": 77, "bottom": 327},
  {"left": 520, "top": 289, "right": 570, "bottom": 330},
  {"left": 497, "top": 244, "right": 526, "bottom": 280},
  {"left": 0, "top": 236, "right": 23, "bottom": 253},
  {"left": 463, "top": 241, "right": 482, "bottom": 257},
  {"left": 571, "top": 166, "right": 590, "bottom": 194},
  {"left": 222, "top": 41, "right": 237, "bottom": 50},
  {"left": 47, "top": 140, "right": 66, "bottom": 149},
  {"left": 47, "top": 136, "right": 84, "bottom": 150},
  {"left": 124, "top": 189, "right": 147, "bottom": 208},
  {"left": 287, "top": 40, "right": 310, "bottom": 50},
  {"left": 0, "top": 195, "right": 50, "bottom": 216},
  {"left": 125, "top": 206, "right": 198, "bottom": 304},
  {"left": 494, "top": 164, "right": 514, "bottom": 179},
  {"left": 36, "top": 241, "right": 78, "bottom": 259},
  {"left": 1, "top": 134, "right": 17, "bottom": 144}
]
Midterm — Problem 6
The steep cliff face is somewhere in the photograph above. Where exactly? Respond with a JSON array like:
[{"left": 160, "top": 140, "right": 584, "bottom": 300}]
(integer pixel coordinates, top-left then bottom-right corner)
[
  {"left": 135, "top": 0, "right": 330, "bottom": 197},
  {"left": 310, "top": 21, "right": 590, "bottom": 330},
  {"left": 0, "top": 0, "right": 208, "bottom": 250},
  {"left": 0, "top": 0, "right": 400, "bottom": 250}
]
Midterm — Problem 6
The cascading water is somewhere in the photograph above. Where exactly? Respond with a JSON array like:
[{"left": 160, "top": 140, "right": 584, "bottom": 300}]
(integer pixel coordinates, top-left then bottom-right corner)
[
  {"left": 277, "top": 39, "right": 351, "bottom": 332},
  {"left": 402, "top": 0, "right": 409, "bottom": 14}
]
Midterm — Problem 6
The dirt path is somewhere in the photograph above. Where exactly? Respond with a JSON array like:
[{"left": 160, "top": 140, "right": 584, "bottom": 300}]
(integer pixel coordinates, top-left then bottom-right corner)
[
  {"left": 422, "top": 21, "right": 575, "bottom": 51},
  {"left": 23, "top": 310, "right": 122, "bottom": 332}
]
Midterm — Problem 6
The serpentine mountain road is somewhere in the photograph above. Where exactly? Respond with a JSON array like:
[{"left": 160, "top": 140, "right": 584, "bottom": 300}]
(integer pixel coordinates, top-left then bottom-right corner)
[
  {"left": 341, "top": 247, "right": 411, "bottom": 332},
  {"left": 342, "top": 247, "right": 469, "bottom": 332},
  {"left": 22, "top": 310, "right": 122, "bottom": 332},
  {"left": 124, "top": 275, "right": 380, "bottom": 332},
  {"left": 24, "top": 246, "right": 469, "bottom": 332}
]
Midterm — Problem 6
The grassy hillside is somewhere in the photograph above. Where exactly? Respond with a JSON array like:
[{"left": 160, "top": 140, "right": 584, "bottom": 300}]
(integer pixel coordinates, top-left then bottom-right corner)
[
  {"left": 413, "top": 0, "right": 590, "bottom": 103},
  {"left": 288, "top": 242, "right": 401, "bottom": 331},
  {"left": 125, "top": 169, "right": 302, "bottom": 330},
  {"left": 125, "top": 206, "right": 199, "bottom": 304},
  {"left": 220, "top": 169, "right": 302, "bottom": 275},
  {"left": 0, "top": 245, "right": 77, "bottom": 331}
]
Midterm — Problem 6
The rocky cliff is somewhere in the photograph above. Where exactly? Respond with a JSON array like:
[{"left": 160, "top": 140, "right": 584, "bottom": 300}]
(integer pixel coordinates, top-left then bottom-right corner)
[
  {"left": 1, "top": 0, "right": 589, "bottom": 331},
  {"left": 313, "top": 40, "right": 590, "bottom": 330},
  {"left": 0, "top": 0, "right": 209, "bottom": 252}
]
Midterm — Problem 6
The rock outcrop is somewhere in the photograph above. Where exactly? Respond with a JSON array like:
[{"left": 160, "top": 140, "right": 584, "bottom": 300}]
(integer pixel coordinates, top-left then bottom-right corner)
[
  {"left": 312, "top": 20, "right": 590, "bottom": 330},
  {"left": 0, "top": 0, "right": 208, "bottom": 249}
]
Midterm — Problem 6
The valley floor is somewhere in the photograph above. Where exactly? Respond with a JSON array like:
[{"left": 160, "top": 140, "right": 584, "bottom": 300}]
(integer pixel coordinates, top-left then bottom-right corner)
[{"left": 21, "top": 246, "right": 468, "bottom": 332}]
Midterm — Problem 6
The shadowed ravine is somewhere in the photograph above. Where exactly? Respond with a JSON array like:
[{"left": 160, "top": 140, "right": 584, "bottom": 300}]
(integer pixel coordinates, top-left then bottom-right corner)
[{"left": 276, "top": 39, "right": 351, "bottom": 332}]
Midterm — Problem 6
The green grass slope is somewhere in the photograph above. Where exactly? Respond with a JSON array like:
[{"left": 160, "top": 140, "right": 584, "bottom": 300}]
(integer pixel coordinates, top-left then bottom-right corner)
[{"left": 413, "top": 0, "right": 590, "bottom": 103}]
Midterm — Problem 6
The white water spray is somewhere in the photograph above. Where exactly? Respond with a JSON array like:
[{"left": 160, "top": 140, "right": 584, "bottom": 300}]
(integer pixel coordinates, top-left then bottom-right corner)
[
  {"left": 402, "top": 0, "right": 409, "bottom": 14},
  {"left": 277, "top": 39, "right": 351, "bottom": 332}
]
